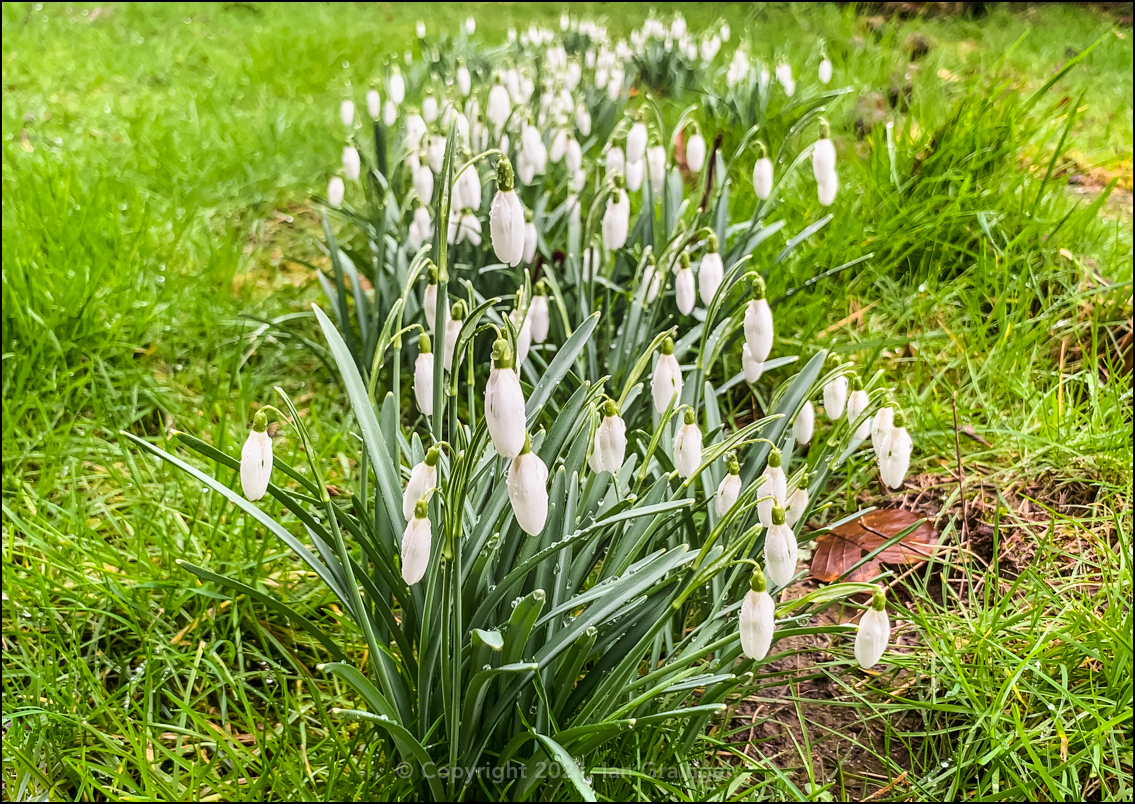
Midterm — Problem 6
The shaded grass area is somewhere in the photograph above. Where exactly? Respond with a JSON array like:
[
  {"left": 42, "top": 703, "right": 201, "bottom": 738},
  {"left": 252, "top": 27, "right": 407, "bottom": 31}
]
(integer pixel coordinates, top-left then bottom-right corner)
[{"left": 3, "top": 2, "right": 1132, "bottom": 800}]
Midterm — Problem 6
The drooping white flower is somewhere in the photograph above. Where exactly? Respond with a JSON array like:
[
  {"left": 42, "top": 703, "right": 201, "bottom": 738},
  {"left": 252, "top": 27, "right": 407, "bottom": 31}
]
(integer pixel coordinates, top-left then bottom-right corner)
[
  {"left": 855, "top": 587, "right": 891, "bottom": 669},
  {"left": 740, "top": 569, "right": 775, "bottom": 661},
  {"left": 819, "top": 57, "right": 833, "bottom": 85},
  {"left": 879, "top": 411, "right": 913, "bottom": 489},
  {"left": 389, "top": 69, "right": 405, "bottom": 105},
  {"left": 847, "top": 381, "right": 871, "bottom": 440},
  {"left": 422, "top": 270, "right": 447, "bottom": 333},
  {"left": 763, "top": 505, "right": 798, "bottom": 588},
  {"left": 384, "top": 100, "right": 398, "bottom": 127},
  {"left": 817, "top": 169, "right": 839, "bottom": 206},
  {"left": 757, "top": 448, "right": 788, "bottom": 529},
  {"left": 813, "top": 136, "right": 837, "bottom": 181},
  {"left": 408, "top": 205, "right": 433, "bottom": 253},
  {"left": 775, "top": 62, "right": 795, "bottom": 97},
  {"left": 715, "top": 453, "right": 743, "bottom": 517},
  {"left": 823, "top": 371, "right": 848, "bottom": 420},
  {"left": 644, "top": 260, "right": 662, "bottom": 303},
  {"left": 401, "top": 500, "right": 431, "bottom": 585},
  {"left": 565, "top": 137, "right": 583, "bottom": 173},
  {"left": 489, "top": 159, "right": 526, "bottom": 266},
  {"left": 457, "top": 64, "right": 471, "bottom": 97},
  {"left": 743, "top": 277, "right": 774, "bottom": 363},
  {"left": 575, "top": 104, "right": 592, "bottom": 137},
  {"left": 488, "top": 82, "right": 511, "bottom": 130},
  {"left": 240, "top": 412, "right": 274, "bottom": 501},
  {"left": 422, "top": 93, "right": 438, "bottom": 124},
  {"left": 342, "top": 146, "right": 361, "bottom": 181},
  {"left": 607, "top": 67, "right": 624, "bottom": 100},
  {"left": 413, "top": 164, "right": 434, "bottom": 203},
  {"left": 698, "top": 234, "right": 723, "bottom": 306},
  {"left": 605, "top": 146, "right": 625, "bottom": 177},
  {"left": 602, "top": 188, "right": 630, "bottom": 251},
  {"left": 793, "top": 400, "right": 815, "bottom": 445},
  {"left": 366, "top": 89, "right": 381, "bottom": 120},
  {"left": 485, "top": 338, "right": 528, "bottom": 458},
  {"left": 752, "top": 156, "right": 774, "bottom": 201},
  {"left": 627, "top": 121, "right": 648, "bottom": 163},
  {"left": 508, "top": 436, "right": 549, "bottom": 535},
  {"left": 686, "top": 132, "right": 706, "bottom": 172},
  {"left": 593, "top": 400, "right": 627, "bottom": 474},
  {"left": 402, "top": 445, "right": 440, "bottom": 521},
  {"left": 673, "top": 408, "right": 703, "bottom": 480},
  {"left": 625, "top": 158, "right": 645, "bottom": 192},
  {"left": 549, "top": 129, "right": 568, "bottom": 164},
  {"left": 465, "top": 16, "right": 475, "bottom": 35},
  {"left": 415, "top": 20, "right": 426, "bottom": 38},
  {"left": 414, "top": 334, "right": 434, "bottom": 416},
  {"left": 742, "top": 343, "right": 764, "bottom": 383},
  {"left": 785, "top": 485, "right": 810, "bottom": 527},
  {"left": 340, "top": 99, "right": 355, "bottom": 127},
  {"left": 443, "top": 301, "right": 464, "bottom": 372},
  {"left": 675, "top": 256, "right": 695, "bottom": 315},
  {"left": 651, "top": 337, "right": 683, "bottom": 414},
  {"left": 523, "top": 220, "right": 538, "bottom": 264},
  {"left": 448, "top": 208, "right": 482, "bottom": 246},
  {"left": 327, "top": 176, "right": 345, "bottom": 208},
  {"left": 529, "top": 288, "right": 549, "bottom": 344},
  {"left": 405, "top": 113, "right": 427, "bottom": 151},
  {"left": 871, "top": 405, "right": 894, "bottom": 458},
  {"left": 721, "top": 22, "right": 731, "bottom": 42},
  {"left": 647, "top": 145, "right": 666, "bottom": 193},
  {"left": 455, "top": 163, "right": 482, "bottom": 211},
  {"left": 427, "top": 135, "right": 446, "bottom": 175}
]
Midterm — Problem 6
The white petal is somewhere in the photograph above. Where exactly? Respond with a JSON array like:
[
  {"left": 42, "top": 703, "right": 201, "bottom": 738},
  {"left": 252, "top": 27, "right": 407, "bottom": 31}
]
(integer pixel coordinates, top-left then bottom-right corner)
[
  {"left": 743, "top": 299, "right": 774, "bottom": 362},
  {"left": 764, "top": 523, "right": 798, "bottom": 588},
  {"left": 854, "top": 607, "right": 890, "bottom": 669},
  {"left": 240, "top": 430, "right": 273, "bottom": 501},
  {"left": 715, "top": 474, "right": 742, "bottom": 517},
  {"left": 823, "top": 376, "right": 848, "bottom": 420},
  {"left": 675, "top": 268, "right": 695, "bottom": 315},
  {"left": 793, "top": 401, "right": 815, "bottom": 445},
  {"left": 401, "top": 516, "right": 432, "bottom": 585},
  {"left": 698, "top": 253, "right": 723, "bottom": 307},
  {"left": 674, "top": 423, "right": 702, "bottom": 479},
  {"left": 414, "top": 353, "right": 434, "bottom": 416},
  {"left": 651, "top": 353, "right": 683, "bottom": 414},
  {"left": 485, "top": 368, "right": 527, "bottom": 458},
  {"left": 402, "top": 462, "right": 437, "bottom": 521},
  {"left": 508, "top": 452, "right": 549, "bottom": 534},
  {"left": 740, "top": 590, "right": 775, "bottom": 660}
]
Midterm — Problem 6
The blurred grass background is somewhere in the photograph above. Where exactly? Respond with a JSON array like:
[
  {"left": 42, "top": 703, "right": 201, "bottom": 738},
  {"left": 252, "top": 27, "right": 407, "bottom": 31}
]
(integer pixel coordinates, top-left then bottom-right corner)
[{"left": 3, "top": 2, "right": 1132, "bottom": 800}]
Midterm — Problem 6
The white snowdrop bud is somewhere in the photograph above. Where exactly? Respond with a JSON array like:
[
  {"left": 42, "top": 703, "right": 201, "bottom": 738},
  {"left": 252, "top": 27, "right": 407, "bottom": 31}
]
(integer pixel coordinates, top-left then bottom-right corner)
[
  {"left": 607, "top": 68, "right": 624, "bottom": 100},
  {"left": 561, "top": 12, "right": 570, "bottom": 31},
  {"left": 625, "top": 158, "right": 645, "bottom": 192},
  {"left": 785, "top": 485, "right": 810, "bottom": 528},
  {"left": 673, "top": 408, "right": 703, "bottom": 480},
  {"left": 405, "top": 113, "right": 427, "bottom": 150},
  {"left": 721, "top": 22, "right": 731, "bottom": 42},
  {"left": 817, "top": 169, "right": 839, "bottom": 206},
  {"left": 847, "top": 380, "right": 871, "bottom": 440},
  {"left": 871, "top": 405, "right": 894, "bottom": 458},
  {"left": 490, "top": 159, "right": 526, "bottom": 266},
  {"left": 465, "top": 16, "right": 475, "bottom": 35},
  {"left": 606, "top": 146, "right": 625, "bottom": 177},
  {"left": 343, "top": 146, "right": 361, "bottom": 181},
  {"left": 565, "top": 137, "right": 583, "bottom": 173},
  {"left": 757, "top": 448, "right": 788, "bottom": 529},
  {"left": 855, "top": 587, "right": 891, "bottom": 669},
  {"left": 763, "top": 505, "right": 798, "bottom": 588},
  {"left": 485, "top": 338, "right": 528, "bottom": 458},
  {"left": 413, "top": 164, "right": 434, "bottom": 203},
  {"left": 340, "top": 99, "right": 355, "bottom": 127},
  {"left": 879, "top": 411, "right": 913, "bottom": 489},
  {"left": 455, "top": 163, "right": 482, "bottom": 211},
  {"left": 793, "top": 400, "right": 815, "bottom": 446},
  {"left": 602, "top": 187, "right": 630, "bottom": 251},
  {"left": 422, "top": 94, "right": 438, "bottom": 124},
  {"left": 389, "top": 69, "right": 405, "bottom": 105},
  {"left": 383, "top": 99, "right": 398, "bottom": 127},
  {"left": 742, "top": 343, "right": 764, "bottom": 384},
  {"left": 422, "top": 269, "right": 446, "bottom": 332},
  {"left": 508, "top": 436, "right": 549, "bottom": 535},
  {"left": 715, "top": 453, "right": 743, "bottom": 517},
  {"left": 402, "top": 446, "right": 440, "bottom": 521},
  {"left": 401, "top": 500, "right": 432, "bottom": 585},
  {"left": 813, "top": 131, "right": 837, "bottom": 182},
  {"left": 457, "top": 64, "right": 471, "bottom": 97},
  {"left": 675, "top": 254, "right": 695, "bottom": 315},
  {"left": 523, "top": 220, "right": 538, "bottom": 264},
  {"left": 529, "top": 288, "right": 550, "bottom": 344},
  {"left": 594, "top": 399, "right": 627, "bottom": 473},
  {"left": 575, "top": 105, "right": 592, "bottom": 137},
  {"left": 367, "top": 89, "right": 381, "bottom": 120},
  {"left": 565, "top": 62, "right": 582, "bottom": 91},
  {"left": 627, "top": 121, "right": 648, "bottom": 163},
  {"left": 516, "top": 153, "right": 536, "bottom": 185},
  {"left": 753, "top": 156, "right": 774, "bottom": 200},
  {"left": 651, "top": 337, "right": 684, "bottom": 414},
  {"left": 698, "top": 233, "right": 723, "bottom": 306},
  {"left": 415, "top": 20, "right": 426, "bottom": 38},
  {"left": 240, "top": 411, "right": 274, "bottom": 501},
  {"left": 327, "top": 176, "right": 345, "bottom": 208},
  {"left": 823, "top": 367, "right": 848, "bottom": 420},
  {"left": 443, "top": 301, "right": 465, "bottom": 372},
  {"left": 509, "top": 303, "right": 531, "bottom": 368},
  {"left": 645, "top": 261, "right": 662, "bottom": 303},
  {"left": 775, "top": 62, "right": 795, "bottom": 97},
  {"left": 427, "top": 135, "right": 446, "bottom": 175},
  {"left": 740, "top": 569, "right": 775, "bottom": 661},
  {"left": 549, "top": 129, "right": 568, "bottom": 163},
  {"left": 685, "top": 132, "right": 706, "bottom": 173},
  {"left": 488, "top": 82, "right": 511, "bottom": 130},
  {"left": 743, "top": 277, "right": 774, "bottom": 363},
  {"left": 819, "top": 57, "right": 833, "bottom": 85},
  {"left": 454, "top": 210, "right": 482, "bottom": 246},
  {"left": 647, "top": 145, "right": 666, "bottom": 193},
  {"left": 414, "top": 334, "right": 434, "bottom": 416}
]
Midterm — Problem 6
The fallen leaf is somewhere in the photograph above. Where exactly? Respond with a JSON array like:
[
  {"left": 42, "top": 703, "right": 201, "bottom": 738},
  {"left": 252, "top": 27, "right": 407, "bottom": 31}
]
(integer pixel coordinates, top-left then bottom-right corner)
[{"left": 810, "top": 509, "right": 940, "bottom": 582}]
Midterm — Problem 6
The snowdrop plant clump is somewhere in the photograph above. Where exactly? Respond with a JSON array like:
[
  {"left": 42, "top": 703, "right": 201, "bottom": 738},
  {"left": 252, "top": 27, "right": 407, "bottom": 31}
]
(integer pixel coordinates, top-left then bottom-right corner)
[{"left": 137, "top": 13, "right": 926, "bottom": 800}]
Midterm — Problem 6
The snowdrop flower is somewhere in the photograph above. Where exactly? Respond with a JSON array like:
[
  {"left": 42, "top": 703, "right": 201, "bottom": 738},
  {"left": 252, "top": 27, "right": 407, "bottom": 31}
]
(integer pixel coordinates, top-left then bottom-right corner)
[
  {"left": 456, "top": 63, "right": 471, "bottom": 97},
  {"left": 427, "top": 135, "right": 446, "bottom": 175},
  {"left": 422, "top": 93, "right": 438, "bottom": 124},
  {"left": 675, "top": 253, "right": 695, "bottom": 315},
  {"left": 823, "top": 361, "right": 848, "bottom": 420},
  {"left": 591, "top": 399, "right": 628, "bottom": 474},
  {"left": 522, "top": 219, "right": 538, "bottom": 264},
  {"left": 742, "top": 343, "right": 764, "bottom": 383},
  {"left": 567, "top": 192, "right": 582, "bottom": 224},
  {"left": 674, "top": 408, "right": 703, "bottom": 480},
  {"left": 561, "top": 12, "right": 570, "bottom": 31},
  {"left": 485, "top": 338, "right": 527, "bottom": 458},
  {"left": 455, "top": 161, "right": 482, "bottom": 211},
  {"left": 414, "top": 333, "right": 434, "bottom": 416},
  {"left": 685, "top": 131, "right": 706, "bottom": 173},
  {"left": 625, "top": 158, "right": 645, "bottom": 192},
  {"left": 521, "top": 121, "right": 544, "bottom": 165},
  {"left": 627, "top": 120, "right": 648, "bottom": 163},
  {"left": 785, "top": 485, "right": 810, "bottom": 527},
  {"left": 448, "top": 208, "right": 482, "bottom": 246},
  {"left": 651, "top": 337, "right": 683, "bottom": 414},
  {"left": 422, "top": 267, "right": 446, "bottom": 333},
  {"left": 508, "top": 435, "right": 549, "bottom": 535},
  {"left": 743, "top": 277, "right": 774, "bottom": 363},
  {"left": 327, "top": 176, "right": 345, "bottom": 208},
  {"left": 366, "top": 89, "right": 381, "bottom": 120},
  {"left": 819, "top": 57, "right": 833, "bottom": 85},
  {"left": 647, "top": 145, "right": 666, "bottom": 193},
  {"left": 855, "top": 586, "right": 891, "bottom": 669},
  {"left": 488, "top": 81, "right": 511, "bottom": 130},
  {"left": 817, "top": 170, "right": 839, "bottom": 206},
  {"left": 240, "top": 410, "right": 274, "bottom": 501},
  {"left": 847, "top": 378, "right": 871, "bottom": 440},
  {"left": 509, "top": 300, "right": 531, "bottom": 368},
  {"left": 813, "top": 130, "right": 837, "bottom": 180},
  {"left": 721, "top": 22, "right": 731, "bottom": 42},
  {"left": 516, "top": 154, "right": 536, "bottom": 185},
  {"left": 490, "top": 158, "right": 526, "bottom": 266},
  {"left": 605, "top": 146, "right": 625, "bottom": 177},
  {"left": 740, "top": 567, "right": 775, "bottom": 661},
  {"left": 576, "top": 105, "right": 592, "bottom": 137},
  {"left": 775, "top": 62, "right": 795, "bottom": 97},
  {"left": 401, "top": 499, "right": 432, "bottom": 585},
  {"left": 698, "top": 233, "right": 723, "bottom": 307},
  {"left": 565, "top": 62, "right": 582, "bottom": 91},
  {"left": 340, "top": 99, "right": 355, "bottom": 127},
  {"left": 342, "top": 146, "right": 361, "bottom": 181},
  {"left": 443, "top": 301, "right": 464, "bottom": 372},
  {"left": 607, "top": 67, "right": 624, "bottom": 100},
  {"left": 389, "top": 68, "right": 405, "bottom": 105},
  {"left": 415, "top": 20, "right": 427, "bottom": 38},
  {"left": 384, "top": 100, "right": 398, "bottom": 127},
  {"left": 793, "top": 400, "right": 815, "bottom": 446},
  {"left": 413, "top": 164, "right": 434, "bottom": 204},
  {"left": 565, "top": 136, "right": 583, "bottom": 173},
  {"left": 757, "top": 448, "right": 788, "bottom": 529},
  {"left": 715, "top": 453, "right": 743, "bottom": 517},
  {"left": 764, "top": 504, "right": 798, "bottom": 588},
  {"left": 408, "top": 205, "right": 432, "bottom": 253},
  {"left": 549, "top": 129, "right": 568, "bottom": 164},
  {"left": 402, "top": 445, "right": 439, "bottom": 521},
  {"left": 644, "top": 260, "right": 662, "bottom": 303},
  {"left": 405, "top": 113, "right": 427, "bottom": 150},
  {"left": 753, "top": 153, "right": 774, "bottom": 200},
  {"left": 878, "top": 411, "right": 913, "bottom": 489},
  {"left": 465, "top": 16, "right": 475, "bottom": 35},
  {"left": 529, "top": 285, "right": 549, "bottom": 344},
  {"left": 871, "top": 404, "right": 894, "bottom": 458},
  {"left": 602, "top": 184, "right": 630, "bottom": 251}
]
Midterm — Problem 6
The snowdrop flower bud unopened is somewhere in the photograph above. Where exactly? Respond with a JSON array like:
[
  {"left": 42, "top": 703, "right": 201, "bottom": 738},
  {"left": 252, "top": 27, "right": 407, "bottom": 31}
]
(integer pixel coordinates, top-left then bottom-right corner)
[
  {"left": 757, "top": 448, "right": 788, "bottom": 529},
  {"left": 327, "top": 176, "right": 345, "bottom": 208},
  {"left": 488, "top": 82, "right": 511, "bottom": 129},
  {"left": 819, "top": 57, "right": 833, "bottom": 85},
  {"left": 648, "top": 145, "right": 666, "bottom": 193},
  {"left": 576, "top": 105, "right": 592, "bottom": 137},
  {"left": 523, "top": 220, "right": 538, "bottom": 264},
  {"left": 686, "top": 132, "right": 706, "bottom": 173},
  {"left": 823, "top": 364, "right": 848, "bottom": 420},
  {"left": 340, "top": 99, "right": 355, "bottom": 127},
  {"left": 457, "top": 64, "right": 471, "bottom": 97},
  {"left": 401, "top": 500, "right": 431, "bottom": 585},
  {"left": 793, "top": 400, "right": 815, "bottom": 445},
  {"left": 367, "top": 90, "right": 381, "bottom": 120},
  {"left": 715, "top": 453, "right": 742, "bottom": 517},
  {"left": 602, "top": 185, "right": 630, "bottom": 251},
  {"left": 490, "top": 159, "right": 526, "bottom": 266},
  {"left": 742, "top": 343, "right": 764, "bottom": 383},
  {"left": 652, "top": 337, "right": 683, "bottom": 414},
  {"left": 384, "top": 100, "right": 398, "bottom": 127},
  {"left": 443, "top": 301, "right": 464, "bottom": 372},
  {"left": 847, "top": 378, "right": 871, "bottom": 440},
  {"left": 775, "top": 62, "right": 795, "bottom": 97},
  {"left": 427, "top": 135, "right": 446, "bottom": 175},
  {"left": 550, "top": 129, "right": 568, "bottom": 163},
  {"left": 627, "top": 121, "right": 648, "bottom": 163},
  {"left": 879, "top": 411, "right": 913, "bottom": 489},
  {"left": 744, "top": 277, "right": 774, "bottom": 363},
  {"left": 415, "top": 20, "right": 425, "bottom": 38},
  {"left": 674, "top": 408, "right": 703, "bottom": 480},
  {"left": 465, "top": 16, "right": 475, "bottom": 35},
  {"left": 871, "top": 404, "right": 894, "bottom": 458},
  {"left": 405, "top": 113, "right": 427, "bottom": 151},
  {"left": 343, "top": 146, "right": 361, "bottom": 181},
  {"left": 389, "top": 69, "right": 405, "bottom": 105},
  {"left": 625, "top": 158, "right": 644, "bottom": 192},
  {"left": 414, "top": 334, "right": 434, "bottom": 416},
  {"left": 413, "top": 164, "right": 434, "bottom": 203},
  {"left": 764, "top": 504, "right": 798, "bottom": 588},
  {"left": 675, "top": 253, "right": 695, "bottom": 315},
  {"left": 455, "top": 162, "right": 482, "bottom": 211},
  {"left": 753, "top": 155, "right": 774, "bottom": 200},
  {"left": 485, "top": 338, "right": 527, "bottom": 458},
  {"left": 593, "top": 400, "right": 627, "bottom": 474},
  {"left": 605, "top": 146, "right": 625, "bottom": 177},
  {"left": 813, "top": 130, "right": 837, "bottom": 180},
  {"left": 508, "top": 435, "right": 549, "bottom": 535},
  {"left": 530, "top": 285, "right": 549, "bottom": 344},
  {"left": 240, "top": 410, "right": 274, "bottom": 501},
  {"left": 785, "top": 485, "right": 810, "bottom": 527},
  {"left": 422, "top": 93, "right": 438, "bottom": 124},
  {"left": 698, "top": 233, "right": 723, "bottom": 306},
  {"left": 423, "top": 268, "right": 445, "bottom": 332},
  {"left": 565, "top": 137, "right": 583, "bottom": 172},
  {"left": 817, "top": 170, "right": 839, "bottom": 206},
  {"left": 740, "top": 568, "right": 775, "bottom": 661},
  {"left": 402, "top": 446, "right": 439, "bottom": 521},
  {"left": 855, "top": 586, "right": 891, "bottom": 669}
]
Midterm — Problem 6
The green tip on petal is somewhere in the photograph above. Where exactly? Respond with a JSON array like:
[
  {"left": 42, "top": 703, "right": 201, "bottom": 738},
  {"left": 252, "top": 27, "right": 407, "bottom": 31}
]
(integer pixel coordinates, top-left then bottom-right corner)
[
  {"left": 520, "top": 432, "right": 532, "bottom": 455},
  {"left": 871, "top": 585, "right": 887, "bottom": 611},
  {"left": 726, "top": 453, "right": 740, "bottom": 475},
  {"left": 252, "top": 409, "right": 268, "bottom": 432},
  {"left": 683, "top": 408, "right": 696, "bottom": 426},
  {"left": 751, "top": 276, "right": 766, "bottom": 301},
  {"left": 612, "top": 173, "right": 625, "bottom": 190},
  {"left": 495, "top": 157, "right": 515, "bottom": 191},
  {"left": 892, "top": 410, "right": 907, "bottom": 428},
  {"left": 451, "top": 299, "right": 466, "bottom": 320},
  {"left": 602, "top": 399, "right": 619, "bottom": 418},
  {"left": 706, "top": 231, "right": 719, "bottom": 253},
  {"left": 535, "top": 280, "right": 547, "bottom": 296},
  {"left": 768, "top": 448, "right": 782, "bottom": 468},
  {"left": 819, "top": 118, "right": 831, "bottom": 138},
  {"left": 419, "top": 333, "right": 432, "bottom": 353},
  {"left": 492, "top": 337, "right": 514, "bottom": 369},
  {"left": 427, "top": 263, "right": 439, "bottom": 284},
  {"left": 425, "top": 446, "right": 440, "bottom": 466},
  {"left": 772, "top": 504, "right": 786, "bottom": 526},
  {"left": 661, "top": 337, "right": 674, "bottom": 356},
  {"left": 679, "top": 251, "right": 690, "bottom": 270},
  {"left": 750, "top": 565, "right": 767, "bottom": 593},
  {"left": 414, "top": 499, "right": 429, "bottom": 519},
  {"left": 852, "top": 375, "right": 863, "bottom": 391}
]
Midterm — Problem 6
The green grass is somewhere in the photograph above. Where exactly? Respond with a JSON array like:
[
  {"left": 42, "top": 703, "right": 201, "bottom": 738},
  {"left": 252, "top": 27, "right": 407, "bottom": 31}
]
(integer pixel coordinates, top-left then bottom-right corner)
[{"left": 3, "top": 2, "right": 1132, "bottom": 800}]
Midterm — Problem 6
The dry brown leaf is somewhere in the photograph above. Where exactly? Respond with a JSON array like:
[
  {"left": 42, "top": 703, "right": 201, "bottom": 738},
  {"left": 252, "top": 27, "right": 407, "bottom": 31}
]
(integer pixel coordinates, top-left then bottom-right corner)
[{"left": 810, "top": 508, "right": 940, "bottom": 582}]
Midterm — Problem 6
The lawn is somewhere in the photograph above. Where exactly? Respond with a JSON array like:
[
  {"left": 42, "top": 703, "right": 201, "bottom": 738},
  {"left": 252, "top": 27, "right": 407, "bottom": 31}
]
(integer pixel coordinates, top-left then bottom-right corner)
[{"left": 3, "top": 2, "right": 1132, "bottom": 801}]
